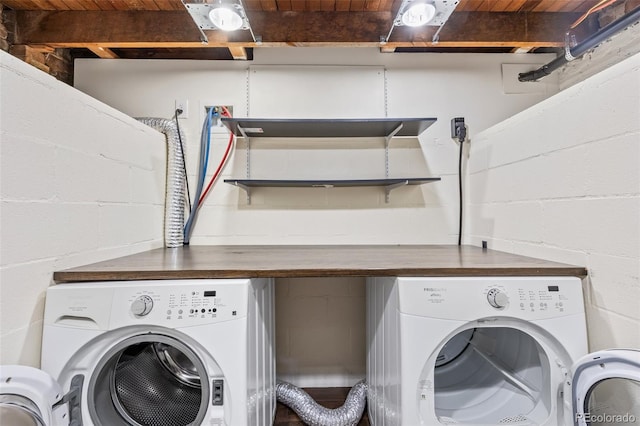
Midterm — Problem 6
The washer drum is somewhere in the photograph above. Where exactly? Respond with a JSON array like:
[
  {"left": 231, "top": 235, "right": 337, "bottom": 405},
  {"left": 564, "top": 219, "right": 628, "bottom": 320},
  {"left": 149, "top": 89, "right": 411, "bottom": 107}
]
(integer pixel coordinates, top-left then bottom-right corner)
[{"left": 90, "top": 335, "right": 211, "bottom": 426}]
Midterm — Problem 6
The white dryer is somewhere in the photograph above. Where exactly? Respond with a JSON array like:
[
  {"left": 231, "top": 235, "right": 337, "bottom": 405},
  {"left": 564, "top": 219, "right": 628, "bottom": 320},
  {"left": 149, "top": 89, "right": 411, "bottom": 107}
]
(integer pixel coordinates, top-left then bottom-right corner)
[
  {"left": 366, "top": 277, "right": 640, "bottom": 426},
  {"left": 0, "top": 278, "right": 276, "bottom": 426}
]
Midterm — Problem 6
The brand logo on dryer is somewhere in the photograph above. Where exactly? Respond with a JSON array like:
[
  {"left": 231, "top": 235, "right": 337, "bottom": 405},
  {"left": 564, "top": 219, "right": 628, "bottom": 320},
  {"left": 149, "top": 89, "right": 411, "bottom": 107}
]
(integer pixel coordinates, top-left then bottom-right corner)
[{"left": 423, "top": 287, "right": 446, "bottom": 304}]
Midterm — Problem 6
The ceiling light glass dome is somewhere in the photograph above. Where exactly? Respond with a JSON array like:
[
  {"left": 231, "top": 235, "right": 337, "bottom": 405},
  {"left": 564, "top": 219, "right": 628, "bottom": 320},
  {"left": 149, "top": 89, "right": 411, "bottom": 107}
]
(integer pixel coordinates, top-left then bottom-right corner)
[
  {"left": 401, "top": 3, "right": 436, "bottom": 27},
  {"left": 209, "top": 6, "right": 243, "bottom": 31}
]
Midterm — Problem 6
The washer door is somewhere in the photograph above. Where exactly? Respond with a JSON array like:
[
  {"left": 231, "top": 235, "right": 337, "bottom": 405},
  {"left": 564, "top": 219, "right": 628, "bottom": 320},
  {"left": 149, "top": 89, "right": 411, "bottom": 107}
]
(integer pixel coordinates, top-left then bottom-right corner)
[
  {"left": 0, "top": 365, "right": 68, "bottom": 426},
  {"left": 569, "top": 349, "right": 640, "bottom": 426}
]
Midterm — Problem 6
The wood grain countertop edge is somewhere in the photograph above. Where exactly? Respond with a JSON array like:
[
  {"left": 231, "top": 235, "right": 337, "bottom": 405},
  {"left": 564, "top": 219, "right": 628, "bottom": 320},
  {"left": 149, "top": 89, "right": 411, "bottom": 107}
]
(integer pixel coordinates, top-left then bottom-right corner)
[{"left": 52, "top": 245, "right": 588, "bottom": 282}]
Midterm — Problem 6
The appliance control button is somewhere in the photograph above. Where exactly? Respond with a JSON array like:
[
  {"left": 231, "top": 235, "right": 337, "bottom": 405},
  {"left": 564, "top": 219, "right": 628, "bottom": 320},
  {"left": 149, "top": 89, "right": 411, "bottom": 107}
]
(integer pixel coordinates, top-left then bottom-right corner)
[
  {"left": 131, "top": 295, "right": 154, "bottom": 316},
  {"left": 487, "top": 288, "right": 509, "bottom": 309}
]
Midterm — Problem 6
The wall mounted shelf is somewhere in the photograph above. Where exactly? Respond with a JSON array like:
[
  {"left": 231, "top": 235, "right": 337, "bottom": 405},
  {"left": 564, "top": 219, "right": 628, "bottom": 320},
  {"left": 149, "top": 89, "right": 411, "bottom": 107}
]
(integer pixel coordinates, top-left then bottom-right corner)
[
  {"left": 221, "top": 117, "right": 437, "bottom": 138},
  {"left": 220, "top": 117, "right": 439, "bottom": 204},
  {"left": 224, "top": 178, "right": 441, "bottom": 201}
]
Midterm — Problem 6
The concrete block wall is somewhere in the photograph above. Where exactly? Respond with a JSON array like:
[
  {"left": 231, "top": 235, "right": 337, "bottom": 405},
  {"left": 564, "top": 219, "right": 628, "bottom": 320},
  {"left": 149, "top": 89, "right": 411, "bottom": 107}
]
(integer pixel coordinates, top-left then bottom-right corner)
[
  {"left": 0, "top": 51, "right": 165, "bottom": 366},
  {"left": 467, "top": 52, "right": 640, "bottom": 352}
]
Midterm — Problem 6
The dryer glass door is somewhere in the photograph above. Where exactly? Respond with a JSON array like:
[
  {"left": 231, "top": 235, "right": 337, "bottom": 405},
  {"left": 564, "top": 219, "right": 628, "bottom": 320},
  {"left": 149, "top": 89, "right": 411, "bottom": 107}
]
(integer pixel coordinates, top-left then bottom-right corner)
[{"left": 569, "top": 349, "right": 640, "bottom": 426}]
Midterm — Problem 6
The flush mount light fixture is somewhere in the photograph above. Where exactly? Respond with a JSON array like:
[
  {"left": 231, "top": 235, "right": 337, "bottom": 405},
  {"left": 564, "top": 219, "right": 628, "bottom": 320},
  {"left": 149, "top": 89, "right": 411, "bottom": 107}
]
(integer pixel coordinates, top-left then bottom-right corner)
[
  {"left": 382, "top": 0, "right": 460, "bottom": 44},
  {"left": 182, "top": 0, "right": 257, "bottom": 42},
  {"left": 209, "top": 6, "right": 243, "bottom": 31},
  {"left": 401, "top": 2, "right": 437, "bottom": 27}
]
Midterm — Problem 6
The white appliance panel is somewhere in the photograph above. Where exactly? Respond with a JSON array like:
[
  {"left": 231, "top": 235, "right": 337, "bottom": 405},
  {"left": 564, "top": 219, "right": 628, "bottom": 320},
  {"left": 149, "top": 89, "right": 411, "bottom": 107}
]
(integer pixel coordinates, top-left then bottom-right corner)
[
  {"left": 397, "top": 276, "right": 584, "bottom": 320},
  {"left": 367, "top": 276, "right": 592, "bottom": 426},
  {"left": 35, "top": 278, "right": 275, "bottom": 426}
]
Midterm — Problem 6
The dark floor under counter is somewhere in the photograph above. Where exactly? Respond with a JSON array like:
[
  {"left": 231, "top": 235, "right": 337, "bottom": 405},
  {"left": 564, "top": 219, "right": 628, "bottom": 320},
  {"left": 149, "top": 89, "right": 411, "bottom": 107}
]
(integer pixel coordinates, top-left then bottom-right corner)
[{"left": 53, "top": 245, "right": 586, "bottom": 282}]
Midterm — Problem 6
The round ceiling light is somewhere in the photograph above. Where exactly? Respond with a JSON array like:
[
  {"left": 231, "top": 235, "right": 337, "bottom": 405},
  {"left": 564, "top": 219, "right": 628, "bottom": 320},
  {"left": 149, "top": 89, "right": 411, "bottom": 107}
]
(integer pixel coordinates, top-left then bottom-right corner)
[
  {"left": 209, "top": 6, "right": 243, "bottom": 31},
  {"left": 401, "top": 3, "right": 436, "bottom": 27}
]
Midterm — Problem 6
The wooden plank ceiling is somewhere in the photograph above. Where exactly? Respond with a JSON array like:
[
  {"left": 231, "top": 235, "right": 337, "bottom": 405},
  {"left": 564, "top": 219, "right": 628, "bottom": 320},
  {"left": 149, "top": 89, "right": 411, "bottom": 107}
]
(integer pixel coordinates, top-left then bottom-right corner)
[{"left": 2, "top": 0, "right": 637, "bottom": 60}]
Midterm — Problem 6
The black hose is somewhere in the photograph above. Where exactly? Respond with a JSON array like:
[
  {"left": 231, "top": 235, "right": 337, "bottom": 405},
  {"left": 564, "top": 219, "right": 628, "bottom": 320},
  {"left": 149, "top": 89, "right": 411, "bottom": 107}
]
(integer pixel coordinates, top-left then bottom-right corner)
[
  {"left": 456, "top": 124, "right": 466, "bottom": 246},
  {"left": 174, "top": 109, "right": 192, "bottom": 212},
  {"left": 519, "top": 6, "right": 640, "bottom": 82},
  {"left": 458, "top": 137, "right": 464, "bottom": 246}
]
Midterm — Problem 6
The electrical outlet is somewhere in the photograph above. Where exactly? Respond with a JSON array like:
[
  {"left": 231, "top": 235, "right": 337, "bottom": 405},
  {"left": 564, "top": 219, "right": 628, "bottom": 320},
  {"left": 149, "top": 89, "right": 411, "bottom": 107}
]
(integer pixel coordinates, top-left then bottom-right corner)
[
  {"left": 175, "top": 99, "right": 189, "bottom": 118},
  {"left": 451, "top": 117, "right": 466, "bottom": 142}
]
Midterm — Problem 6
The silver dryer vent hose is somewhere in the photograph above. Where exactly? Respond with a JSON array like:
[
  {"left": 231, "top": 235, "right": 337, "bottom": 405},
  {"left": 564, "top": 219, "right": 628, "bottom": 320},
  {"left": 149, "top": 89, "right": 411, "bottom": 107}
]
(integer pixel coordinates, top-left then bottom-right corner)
[
  {"left": 276, "top": 380, "right": 367, "bottom": 426},
  {"left": 136, "top": 118, "right": 186, "bottom": 248}
]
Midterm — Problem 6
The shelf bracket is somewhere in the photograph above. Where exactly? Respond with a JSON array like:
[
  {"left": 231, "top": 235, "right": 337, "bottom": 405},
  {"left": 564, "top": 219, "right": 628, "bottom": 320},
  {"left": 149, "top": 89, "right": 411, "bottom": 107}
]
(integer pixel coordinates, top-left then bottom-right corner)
[
  {"left": 385, "top": 123, "right": 403, "bottom": 179},
  {"left": 234, "top": 182, "right": 252, "bottom": 205},
  {"left": 385, "top": 180, "right": 408, "bottom": 203},
  {"left": 385, "top": 123, "right": 404, "bottom": 145},
  {"left": 237, "top": 124, "right": 251, "bottom": 179}
]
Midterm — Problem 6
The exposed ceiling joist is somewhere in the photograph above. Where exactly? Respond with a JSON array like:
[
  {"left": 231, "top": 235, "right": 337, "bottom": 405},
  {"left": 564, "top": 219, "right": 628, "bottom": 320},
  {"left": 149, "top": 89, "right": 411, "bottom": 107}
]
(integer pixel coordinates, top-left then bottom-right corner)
[
  {"left": 228, "top": 46, "right": 248, "bottom": 60},
  {"left": 86, "top": 45, "right": 119, "bottom": 59},
  {"left": 13, "top": 10, "right": 595, "bottom": 50}
]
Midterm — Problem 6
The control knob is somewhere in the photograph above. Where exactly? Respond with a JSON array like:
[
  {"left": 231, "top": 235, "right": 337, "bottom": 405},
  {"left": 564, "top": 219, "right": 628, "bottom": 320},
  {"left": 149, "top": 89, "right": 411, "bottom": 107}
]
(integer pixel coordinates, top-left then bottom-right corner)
[
  {"left": 131, "top": 295, "right": 154, "bottom": 316},
  {"left": 487, "top": 288, "right": 509, "bottom": 309}
]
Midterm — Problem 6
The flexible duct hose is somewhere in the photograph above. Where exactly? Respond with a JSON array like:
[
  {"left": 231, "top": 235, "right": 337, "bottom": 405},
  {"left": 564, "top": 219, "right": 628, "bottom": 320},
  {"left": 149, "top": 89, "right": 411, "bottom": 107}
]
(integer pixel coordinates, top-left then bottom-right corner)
[
  {"left": 276, "top": 380, "right": 367, "bottom": 426},
  {"left": 136, "top": 118, "right": 186, "bottom": 248}
]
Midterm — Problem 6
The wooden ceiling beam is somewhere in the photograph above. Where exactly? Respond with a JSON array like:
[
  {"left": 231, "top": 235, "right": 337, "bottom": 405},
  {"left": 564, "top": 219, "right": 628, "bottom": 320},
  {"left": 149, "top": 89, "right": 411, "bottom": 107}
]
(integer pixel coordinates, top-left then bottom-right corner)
[
  {"left": 87, "top": 45, "right": 119, "bottom": 58},
  {"left": 228, "top": 46, "right": 248, "bottom": 60},
  {"left": 14, "top": 10, "right": 595, "bottom": 48}
]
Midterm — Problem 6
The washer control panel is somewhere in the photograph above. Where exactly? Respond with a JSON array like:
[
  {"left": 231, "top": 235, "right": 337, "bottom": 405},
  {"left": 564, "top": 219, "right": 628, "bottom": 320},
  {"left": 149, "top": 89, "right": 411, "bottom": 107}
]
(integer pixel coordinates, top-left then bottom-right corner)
[
  {"left": 131, "top": 295, "right": 154, "bottom": 316},
  {"left": 107, "top": 279, "right": 251, "bottom": 328}
]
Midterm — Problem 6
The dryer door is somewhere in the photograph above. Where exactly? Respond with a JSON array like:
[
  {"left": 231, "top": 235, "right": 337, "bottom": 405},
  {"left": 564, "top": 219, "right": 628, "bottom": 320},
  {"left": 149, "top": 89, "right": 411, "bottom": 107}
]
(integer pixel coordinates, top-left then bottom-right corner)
[
  {"left": 0, "top": 365, "right": 71, "bottom": 426},
  {"left": 567, "top": 349, "right": 640, "bottom": 426}
]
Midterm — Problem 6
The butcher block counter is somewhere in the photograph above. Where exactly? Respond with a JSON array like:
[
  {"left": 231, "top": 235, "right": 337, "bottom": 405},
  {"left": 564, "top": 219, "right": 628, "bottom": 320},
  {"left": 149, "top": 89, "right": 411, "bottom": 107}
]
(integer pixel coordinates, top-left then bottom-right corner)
[{"left": 53, "top": 245, "right": 586, "bottom": 282}]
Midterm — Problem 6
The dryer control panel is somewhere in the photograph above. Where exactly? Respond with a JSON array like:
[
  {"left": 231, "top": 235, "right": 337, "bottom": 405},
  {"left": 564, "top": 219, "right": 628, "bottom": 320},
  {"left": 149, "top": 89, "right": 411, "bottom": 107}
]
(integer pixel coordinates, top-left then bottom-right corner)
[
  {"left": 397, "top": 277, "right": 584, "bottom": 321},
  {"left": 513, "top": 284, "right": 572, "bottom": 315}
]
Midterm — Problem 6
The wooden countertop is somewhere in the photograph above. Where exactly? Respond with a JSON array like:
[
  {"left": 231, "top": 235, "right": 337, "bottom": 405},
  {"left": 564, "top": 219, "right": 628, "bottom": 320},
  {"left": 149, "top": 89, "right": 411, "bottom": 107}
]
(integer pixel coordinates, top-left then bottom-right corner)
[{"left": 53, "top": 245, "right": 587, "bottom": 282}]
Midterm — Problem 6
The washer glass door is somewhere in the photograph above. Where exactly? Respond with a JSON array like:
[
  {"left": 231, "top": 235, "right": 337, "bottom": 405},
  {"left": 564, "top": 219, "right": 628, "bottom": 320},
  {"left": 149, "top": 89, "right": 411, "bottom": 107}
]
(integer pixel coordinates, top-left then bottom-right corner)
[
  {"left": 569, "top": 349, "right": 640, "bottom": 426},
  {"left": 0, "top": 365, "right": 69, "bottom": 426},
  {"left": 0, "top": 394, "right": 48, "bottom": 426}
]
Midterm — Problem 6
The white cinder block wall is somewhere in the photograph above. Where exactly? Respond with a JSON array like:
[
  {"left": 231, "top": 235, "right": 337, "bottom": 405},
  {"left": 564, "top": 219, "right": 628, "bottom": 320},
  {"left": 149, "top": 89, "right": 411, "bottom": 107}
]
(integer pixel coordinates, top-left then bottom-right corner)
[
  {"left": 0, "top": 51, "right": 166, "bottom": 366},
  {"left": 73, "top": 48, "right": 559, "bottom": 386},
  {"left": 467, "top": 52, "right": 640, "bottom": 352}
]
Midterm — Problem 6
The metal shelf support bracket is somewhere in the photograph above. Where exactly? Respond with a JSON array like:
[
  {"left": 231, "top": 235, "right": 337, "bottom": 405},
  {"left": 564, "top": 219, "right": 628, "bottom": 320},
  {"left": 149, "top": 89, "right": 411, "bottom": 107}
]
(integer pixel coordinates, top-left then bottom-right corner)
[
  {"left": 237, "top": 125, "right": 251, "bottom": 179},
  {"left": 235, "top": 182, "right": 252, "bottom": 205},
  {"left": 385, "top": 123, "right": 403, "bottom": 178},
  {"left": 385, "top": 179, "right": 408, "bottom": 203}
]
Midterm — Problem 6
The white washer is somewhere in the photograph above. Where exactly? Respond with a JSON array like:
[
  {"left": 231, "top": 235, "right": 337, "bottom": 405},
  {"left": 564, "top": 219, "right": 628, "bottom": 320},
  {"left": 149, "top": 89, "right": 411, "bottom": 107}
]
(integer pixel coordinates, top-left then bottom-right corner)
[
  {"left": 0, "top": 278, "right": 276, "bottom": 426},
  {"left": 366, "top": 277, "right": 640, "bottom": 426}
]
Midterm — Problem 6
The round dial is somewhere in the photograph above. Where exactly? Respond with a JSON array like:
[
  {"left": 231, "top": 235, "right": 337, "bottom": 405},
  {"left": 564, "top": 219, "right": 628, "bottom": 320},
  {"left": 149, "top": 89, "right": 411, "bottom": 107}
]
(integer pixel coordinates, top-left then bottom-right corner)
[
  {"left": 131, "top": 295, "right": 154, "bottom": 316},
  {"left": 487, "top": 288, "right": 509, "bottom": 309}
]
